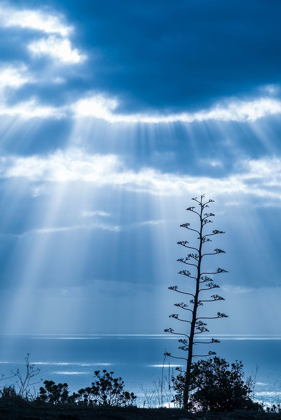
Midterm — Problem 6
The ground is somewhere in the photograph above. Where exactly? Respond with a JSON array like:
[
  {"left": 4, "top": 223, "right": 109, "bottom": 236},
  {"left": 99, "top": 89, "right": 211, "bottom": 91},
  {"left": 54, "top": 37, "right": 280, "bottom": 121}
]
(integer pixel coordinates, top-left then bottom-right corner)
[{"left": 0, "top": 404, "right": 281, "bottom": 420}]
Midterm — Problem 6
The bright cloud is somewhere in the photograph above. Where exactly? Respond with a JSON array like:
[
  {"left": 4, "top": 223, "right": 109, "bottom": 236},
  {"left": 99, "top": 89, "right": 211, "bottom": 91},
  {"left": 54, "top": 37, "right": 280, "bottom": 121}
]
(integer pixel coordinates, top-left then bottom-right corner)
[
  {"left": 0, "top": 4, "right": 85, "bottom": 66},
  {"left": 72, "top": 95, "right": 281, "bottom": 124},
  {"left": 0, "top": 98, "right": 64, "bottom": 119},
  {"left": 1, "top": 149, "right": 281, "bottom": 202},
  {"left": 28, "top": 36, "right": 86, "bottom": 64},
  {"left": 73, "top": 95, "right": 118, "bottom": 120},
  {"left": 1, "top": 92, "right": 280, "bottom": 123},
  {"left": 0, "top": 64, "right": 32, "bottom": 89},
  {"left": 0, "top": 149, "right": 120, "bottom": 181},
  {"left": 31, "top": 223, "right": 120, "bottom": 234},
  {"left": 81, "top": 211, "right": 111, "bottom": 218},
  {"left": 0, "top": 5, "right": 72, "bottom": 36}
]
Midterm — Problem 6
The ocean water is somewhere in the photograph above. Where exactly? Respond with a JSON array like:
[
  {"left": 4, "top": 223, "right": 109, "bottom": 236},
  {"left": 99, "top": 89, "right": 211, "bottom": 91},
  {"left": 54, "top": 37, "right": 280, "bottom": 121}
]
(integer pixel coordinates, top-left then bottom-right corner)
[{"left": 0, "top": 334, "right": 280, "bottom": 407}]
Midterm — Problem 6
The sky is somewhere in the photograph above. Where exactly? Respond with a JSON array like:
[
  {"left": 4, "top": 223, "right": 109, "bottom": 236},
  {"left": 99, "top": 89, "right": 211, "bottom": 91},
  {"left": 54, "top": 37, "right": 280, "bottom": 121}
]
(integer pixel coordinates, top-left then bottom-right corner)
[{"left": 0, "top": 0, "right": 281, "bottom": 335}]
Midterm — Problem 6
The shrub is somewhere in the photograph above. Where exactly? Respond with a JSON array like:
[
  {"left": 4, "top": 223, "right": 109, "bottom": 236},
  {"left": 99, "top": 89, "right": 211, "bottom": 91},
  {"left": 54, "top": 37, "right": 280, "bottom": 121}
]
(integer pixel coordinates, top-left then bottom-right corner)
[
  {"left": 37, "top": 370, "right": 137, "bottom": 407},
  {"left": 0, "top": 385, "right": 17, "bottom": 400},
  {"left": 0, "top": 385, "right": 27, "bottom": 406},
  {"left": 37, "top": 380, "right": 72, "bottom": 404},
  {"left": 172, "top": 357, "right": 263, "bottom": 412},
  {"left": 74, "top": 370, "right": 137, "bottom": 407},
  {"left": 0, "top": 354, "right": 41, "bottom": 402}
]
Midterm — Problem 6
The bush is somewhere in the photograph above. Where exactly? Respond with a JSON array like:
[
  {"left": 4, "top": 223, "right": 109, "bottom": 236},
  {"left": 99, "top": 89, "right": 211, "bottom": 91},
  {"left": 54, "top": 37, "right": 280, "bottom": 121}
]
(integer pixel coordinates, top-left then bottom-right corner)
[
  {"left": 37, "top": 380, "right": 73, "bottom": 404},
  {"left": 75, "top": 370, "right": 137, "bottom": 407},
  {"left": 37, "top": 370, "right": 137, "bottom": 407},
  {"left": 0, "top": 385, "right": 17, "bottom": 400},
  {"left": 172, "top": 357, "right": 263, "bottom": 412},
  {"left": 0, "top": 354, "right": 41, "bottom": 401},
  {"left": 0, "top": 385, "right": 28, "bottom": 406}
]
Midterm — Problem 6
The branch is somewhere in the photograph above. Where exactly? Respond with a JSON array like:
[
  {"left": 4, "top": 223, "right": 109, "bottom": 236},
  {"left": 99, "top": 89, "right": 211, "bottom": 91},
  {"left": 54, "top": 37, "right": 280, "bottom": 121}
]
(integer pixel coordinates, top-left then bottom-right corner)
[
  {"left": 202, "top": 219, "right": 213, "bottom": 226},
  {"left": 200, "top": 267, "right": 228, "bottom": 275},
  {"left": 216, "top": 267, "right": 228, "bottom": 273},
  {"left": 202, "top": 248, "right": 226, "bottom": 257},
  {"left": 200, "top": 295, "right": 224, "bottom": 302},
  {"left": 188, "top": 253, "right": 199, "bottom": 261},
  {"left": 178, "top": 340, "right": 189, "bottom": 351},
  {"left": 200, "top": 276, "right": 213, "bottom": 283},
  {"left": 177, "top": 241, "right": 199, "bottom": 252},
  {"left": 164, "top": 352, "right": 187, "bottom": 361},
  {"left": 194, "top": 338, "right": 220, "bottom": 344},
  {"left": 164, "top": 328, "right": 189, "bottom": 338},
  {"left": 194, "top": 328, "right": 210, "bottom": 334},
  {"left": 193, "top": 351, "right": 216, "bottom": 357},
  {"left": 169, "top": 314, "right": 192, "bottom": 323},
  {"left": 186, "top": 206, "right": 200, "bottom": 217},
  {"left": 189, "top": 299, "right": 203, "bottom": 307},
  {"left": 200, "top": 283, "right": 220, "bottom": 291},
  {"left": 195, "top": 322, "right": 209, "bottom": 333},
  {"left": 168, "top": 286, "right": 195, "bottom": 298},
  {"left": 178, "top": 270, "right": 197, "bottom": 280},
  {"left": 177, "top": 258, "right": 198, "bottom": 268},
  {"left": 174, "top": 302, "right": 193, "bottom": 312},
  {"left": 196, "top": 320, "right": 208, "bottom": 327},
  {"left": 203, "top": 229, "right": 225, "bottom": 239},
  {"left": 202, "top": 212, "right": 215, "bottom": 220},
  {"left": 191, "top": 196, "right": 201, "bottom": 205},
  {"left": 180, "top": 223, "right": 200, "bottom": 235},
  {"left": 178, "top": 253, "right": 199, "bottom": 262},
  {"left": 202, "top": 199, "right": 215, "bottom": 207},
  {"left": 197, "top": 312, "right": 228, "bottom": 320},
  {"left": 178, "top": 346, "right": 189, "bottom": 351}
]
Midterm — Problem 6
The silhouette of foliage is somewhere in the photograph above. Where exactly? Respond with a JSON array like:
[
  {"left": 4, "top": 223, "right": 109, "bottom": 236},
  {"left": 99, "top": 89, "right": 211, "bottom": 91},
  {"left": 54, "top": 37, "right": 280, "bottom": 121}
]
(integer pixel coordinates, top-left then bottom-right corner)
[
  {"left": 172, "top": 357, "right": 262, "bottom": 412},
  {"left": 37, "top": 370, "right": 137, "bottom": 407},
  {"left": 267, "top": 404, "right": 281, "bottom": 413},
  {"left": 0, "top": 354, "right": 41, "bottom": 401},
  {"left": 37, "top": 380, "right": 73, "bottom": 404},
  {"left": 165, "top": 195, "right": 228, "bottom": 408},
  {"left": 74, "top": 370, "right": 137, "bottom": 407}
]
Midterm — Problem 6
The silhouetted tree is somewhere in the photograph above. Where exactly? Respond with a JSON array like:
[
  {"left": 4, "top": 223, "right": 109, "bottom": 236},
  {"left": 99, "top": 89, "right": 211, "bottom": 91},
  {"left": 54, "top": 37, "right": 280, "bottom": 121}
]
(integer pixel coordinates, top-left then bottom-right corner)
[
  {"left": 172, "top": 357, "right": 262, "bottom": 412},
  {"left": 165, "top": 195, "right": 228, "bottom": 409}
]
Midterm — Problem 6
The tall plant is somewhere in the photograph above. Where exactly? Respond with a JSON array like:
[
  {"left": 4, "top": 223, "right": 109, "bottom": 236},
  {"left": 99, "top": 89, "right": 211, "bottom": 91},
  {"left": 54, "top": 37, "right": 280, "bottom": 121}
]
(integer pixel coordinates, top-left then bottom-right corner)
[{"left": 165, "top": 195, "right": 228, "bottom": 409}]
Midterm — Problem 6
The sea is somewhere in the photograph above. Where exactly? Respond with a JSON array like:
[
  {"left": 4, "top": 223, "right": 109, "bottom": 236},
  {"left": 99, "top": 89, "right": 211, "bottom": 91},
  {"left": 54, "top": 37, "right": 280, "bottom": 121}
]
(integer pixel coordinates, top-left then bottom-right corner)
[{"left": 0, "top": 334, "right": 280, "bottom": 408}]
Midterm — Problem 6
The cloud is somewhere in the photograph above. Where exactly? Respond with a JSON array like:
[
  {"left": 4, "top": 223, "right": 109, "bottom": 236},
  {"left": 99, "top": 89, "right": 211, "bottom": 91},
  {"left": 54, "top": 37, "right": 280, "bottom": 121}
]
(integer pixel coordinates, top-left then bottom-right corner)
[
  {"left": 0, "top": 149, "right": 120, "bottom": 181},
  {"left": 72, "top": 95, "right": 118, "bottom": 121},
  {"left": 21, "top": 222, "right": 120, "bottom": 236},
  {"left": 1, "top": 1, "right": 281, "bottom": 118},
  {"left": 0, "top": 4, "right": 86, "bottom": 67},
  {"left": 0, "top": 4, "right": 72, "bottom": 36},
  {"left": 28, "top": 36, "right": 86, "bottom": 64},
  {"left": 72, "top": 95, "right": 281, "bottom": 124},
  {"left": 0, "top": 64, "right": 32, "bottom": 89},
  {"left": 0, "top": 4, "right": 279, "bottom": 124},
  {"left": 34, "top": 223, "right": 120, "bottom": 234},
  {"left": 139, "top": 220, "right": 163, "bottom": 226},
  {"left": 221, "top": 285, "right": 254, "bottom": 294},
  {"left": 34, "top": 0, "right": 281, "bottom": 113},
  {"left": 1, "top": 91, "right": 280, "bottom": 123},
  {"left": 81, "top": 211, "right": 110, "bottom": 218},
  {"left": 1, "top": 149, "right": 281, "bottom": 203},
  {"left": 0, "top": 98, "right": 64, "bottom": 118}
]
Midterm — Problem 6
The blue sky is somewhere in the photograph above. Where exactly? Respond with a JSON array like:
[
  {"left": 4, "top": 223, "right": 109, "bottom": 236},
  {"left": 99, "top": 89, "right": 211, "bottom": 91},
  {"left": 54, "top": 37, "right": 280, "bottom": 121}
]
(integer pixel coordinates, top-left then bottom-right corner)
[{"left": 0, "top": 0, "right": 281, "bottom": 335}]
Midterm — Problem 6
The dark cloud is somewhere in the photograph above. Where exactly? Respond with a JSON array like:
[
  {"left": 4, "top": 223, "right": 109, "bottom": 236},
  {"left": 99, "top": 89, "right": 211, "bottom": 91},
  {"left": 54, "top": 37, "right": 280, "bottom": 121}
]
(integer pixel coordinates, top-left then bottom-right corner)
[
  {"left": 54, "top": 0, "right": 281, "bottom": 111},
  {"left": 3, "top": 0, "right": 281, "bottom": 113}
]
